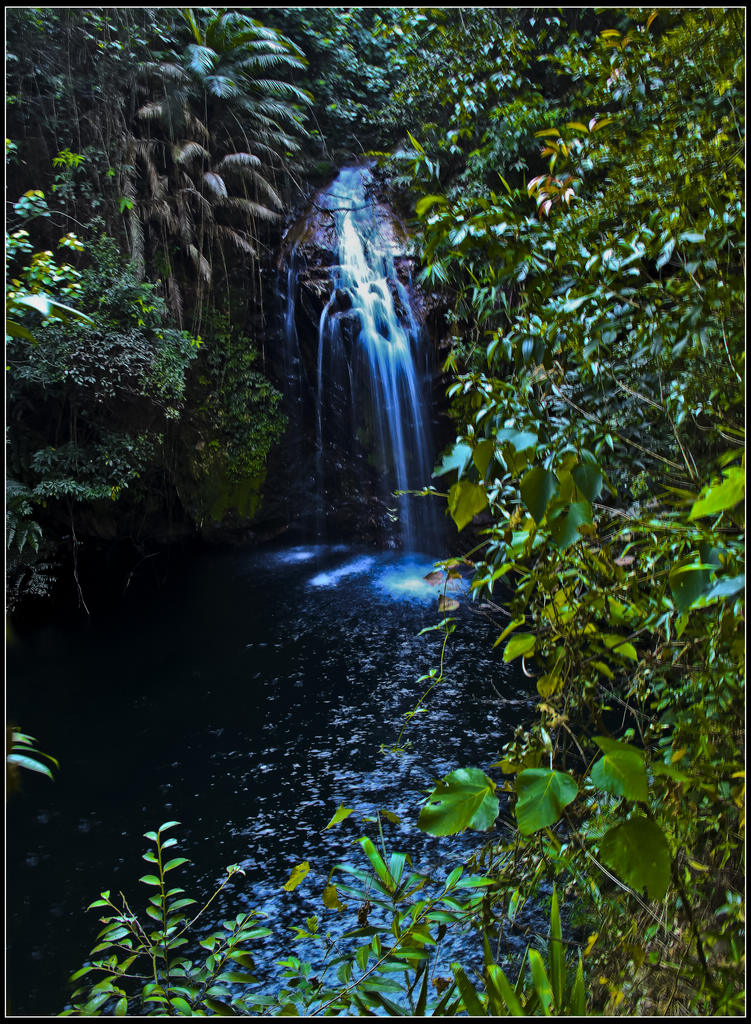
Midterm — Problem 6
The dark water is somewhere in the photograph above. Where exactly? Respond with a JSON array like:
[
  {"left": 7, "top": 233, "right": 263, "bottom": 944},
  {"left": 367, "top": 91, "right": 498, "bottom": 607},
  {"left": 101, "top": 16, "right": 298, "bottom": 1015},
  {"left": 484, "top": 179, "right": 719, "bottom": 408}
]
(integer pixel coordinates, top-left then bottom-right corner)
[{"left": 6, "top": 542, "right": 533, "bottom": 1015}]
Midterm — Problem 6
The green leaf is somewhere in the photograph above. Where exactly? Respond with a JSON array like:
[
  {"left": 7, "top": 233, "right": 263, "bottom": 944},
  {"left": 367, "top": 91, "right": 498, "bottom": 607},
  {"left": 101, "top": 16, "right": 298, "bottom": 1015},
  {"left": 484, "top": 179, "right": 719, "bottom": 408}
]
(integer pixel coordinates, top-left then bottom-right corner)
[
  {"left": 448, "top": 480, "right": 488, "bottom": 532},
  {"left": 549, "top": 500, "right": 592, "bottom": 549},
  {"left": 283, "top": 861, "right": 310, "bottom": 892},
  {"left": 549, "top": 887, "right": 564, "bottom": 1010},
  {"left": 407, "top": 130, "right": 425, "bottom": 154},
  {"left": 415, "top": 194, "right": 447, "bottom": 216},
  {"left": 433, "top": 442, "right": 473, "bottom": 478},
  {"left": 324, "top": 804, "right": 354, "bottom": 830},
  {"left": 12, "top": 292, "right": 94, "bottom": 325},
  {"left": 418, "top": 767, "right": 499, "bottom": 836},
  {"left": 138, "top": 875, "right": 162, "bottom": 886},
  {"left": 669, "top": 563, "right": 711, "bottom": 612},
  {"left": 5, "top": 318, "right": 36, "bottom": 342},
  {"left": 570, "top": 955, "right": 585, "bottom": 1016},
  {"left": 514, "top": 769, "right": 578, "bottom": 835},
  {"left": 322, "top": 884, "right": 344, "bottom": 911},
  {"left": 496, "top": 427, "right": 538, "bottom": 452},
  {"left": 602, "top": 634, "right": 638, "bottom": 661},
  {"left": 520, "top": 466, "right": 558, "bottom": 523},
  {"left": 163, "top": 857, "right": 190, "bottom": 872},
  {"left": 360, "top": 837, "right": 392, "bottom": 889},
  {"left": 6, "top": 753, "right": 54, "bottom": 778},
  {"left": 598, "top": 816, "right": 671, "bottom": 900},
  {"left": 590, "top": 737, "right": 648, "bottom": 802},
  {"left": 528, "top": 949, "right": 554, "bottom": 1014},
  {"left": 451, "top": 963, "right": 486, "bottom": 1016},
  {"left": 473, "top": 438, "right": 495, "bottom": 477},
  {"left": 486, "top": 964, "right": 524, "bottom": 1015},
  {"left": 572, "top": 462, "right": 603, "bottom": 501},
  {"left": 503, "top": 632, "right": 536, "bottom": 663},
  {"left": 689, "top": 467, "right": 744, "bottom": 519}
]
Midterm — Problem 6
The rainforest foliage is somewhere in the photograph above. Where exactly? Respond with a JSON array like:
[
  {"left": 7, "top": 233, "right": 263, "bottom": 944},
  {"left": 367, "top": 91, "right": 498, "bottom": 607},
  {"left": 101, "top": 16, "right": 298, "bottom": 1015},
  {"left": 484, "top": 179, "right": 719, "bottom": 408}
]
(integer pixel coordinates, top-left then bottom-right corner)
[{"left": 6, "top": 6, "right": 745, "bottom": 1018}]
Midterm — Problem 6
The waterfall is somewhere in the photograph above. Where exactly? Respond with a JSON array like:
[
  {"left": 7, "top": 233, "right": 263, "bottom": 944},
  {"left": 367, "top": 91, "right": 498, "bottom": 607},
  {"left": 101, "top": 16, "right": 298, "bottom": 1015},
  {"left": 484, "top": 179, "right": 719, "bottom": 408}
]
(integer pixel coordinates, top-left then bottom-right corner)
[
  {"left": 314, "top": 166, "right": 437, "bottom": 551},
  {"left": 279, "top": 164, "right": 440, "bottom": 552}
]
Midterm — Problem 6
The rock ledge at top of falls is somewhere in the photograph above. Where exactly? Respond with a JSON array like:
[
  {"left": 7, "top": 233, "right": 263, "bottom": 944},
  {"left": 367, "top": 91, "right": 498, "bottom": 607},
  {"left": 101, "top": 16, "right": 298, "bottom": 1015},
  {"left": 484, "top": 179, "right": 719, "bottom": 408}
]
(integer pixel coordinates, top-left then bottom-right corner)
[{"left": 279, "top": 174, "right": 417, "bottom": 268}]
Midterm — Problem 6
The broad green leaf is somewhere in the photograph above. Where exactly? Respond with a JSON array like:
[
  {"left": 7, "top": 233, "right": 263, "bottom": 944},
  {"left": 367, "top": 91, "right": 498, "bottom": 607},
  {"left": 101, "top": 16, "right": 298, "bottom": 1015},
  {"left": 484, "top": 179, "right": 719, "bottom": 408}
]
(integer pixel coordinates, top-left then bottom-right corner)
[
  {"left": 12, "top": 292, "right": 94, "bottom": 324},
  {"left": 514, "top": 769, "right": 578, "bottom": 835},
  {"left": 6, "top": 753, "right": 54, "bottom": 778},
  {"left": 572, "top": 462, "right": 603, "bottom": 501},
  {"left": 283, "top": 861, "right": 310, "bottom": 892},
  {"left": 324, "top": 804, "right": 354, "bottom": 830},
  {"left": 472, "top": 438, "right": 495, "bottom": 477},
  {"left": 590, "top": 737, "right": 648, "bottom": 802},
  {"left": 494, "top": 615, "right": 526, "bottom": 646},
  {"left": 138, "top": 874, "right": 162, "bottom": 886},
  {"left": 359, "top": 837, "right": 392, "bottom": 889},
  {"left": 433, "top": 442, "right": 472, "bottom": 478},
  {"left": 503, "top": 632, "right": 536, "bottom": 663},
  {"left": 549, "top": 500, "right": 592, "bottom": 549},
  {"left": 699, "top": 573, "right": 745, "bottom": 604},
  {"left": 669, "top": 563, "right": 711, "bottom": 612},
  {"left": 415, "top": 194, "right": 446, "bottom": 216},
  {"left": 5, "top": 318, "right": 36, "bottom": 342},
  {"left": 528, "top": 949, "right": 554, "bottom": 1014},
  {"left": 689, "top": 467, "right": 744, "bottom": 519},
  {"left": 486, "top": 964, "right": 524, "bottom": 1015},
  {"left": 496, "top": 427, "right": 538, "bottom": 452},
  {"left": 418, "top": 767, "right": 499, "bottom": 836},
  {"left": 520, "top": 466, "right": 558, "bottom": 523},
  {"left": 598, "top": 816, "right": 671, "bottom": 900},
  {"left": 451, "top": 963, "right": 486, "bottom": 1016},
  {"left": 602, "top": 634, "right": 638, "bottom": 661},
  {"left": 163, "top": 857, "right": 190, "bottom": 872},
  {"left": 448, "top": 480, "right": 488, "bottom": 532}
]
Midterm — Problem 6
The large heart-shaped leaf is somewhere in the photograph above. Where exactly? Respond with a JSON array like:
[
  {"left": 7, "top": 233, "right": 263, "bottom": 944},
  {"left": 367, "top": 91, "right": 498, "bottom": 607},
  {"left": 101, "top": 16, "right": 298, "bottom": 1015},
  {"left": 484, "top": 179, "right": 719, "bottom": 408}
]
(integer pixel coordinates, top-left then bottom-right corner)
[
  {"left": 514, "top": 768, "right": 578, "bottom": 835},
  {"left": 520, "top": 466, "right": 558, "bottom": 523},
  {"left": 448, "top": 480, "right": 488, "bottom": 532},
  {"left": 572, "top": 462, "right": 604, "bottom": 501},
  {"left": 598, "top": 816, "right": 671, "bottom": 900},
  {"left": 418, "top": 767, "right": 499, "bottom": 836},
  {"left": 590, "top": 736, "right": 648, "bottom": 802}
]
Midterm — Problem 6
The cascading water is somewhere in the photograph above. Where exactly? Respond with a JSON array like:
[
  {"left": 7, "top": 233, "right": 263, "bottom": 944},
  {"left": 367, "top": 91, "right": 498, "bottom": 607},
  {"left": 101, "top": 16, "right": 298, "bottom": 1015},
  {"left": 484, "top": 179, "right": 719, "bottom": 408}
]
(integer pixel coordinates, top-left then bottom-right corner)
[{"left": 283, "top": 164, "right": 440, "bottom": 552}]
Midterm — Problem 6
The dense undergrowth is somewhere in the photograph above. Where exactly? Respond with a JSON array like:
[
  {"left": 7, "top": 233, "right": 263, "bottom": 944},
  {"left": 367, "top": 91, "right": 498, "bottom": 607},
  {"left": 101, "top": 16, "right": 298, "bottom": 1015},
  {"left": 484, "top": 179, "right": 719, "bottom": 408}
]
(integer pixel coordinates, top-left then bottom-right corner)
[{"left": 6, "top": 6, "right": 744, "bottom": 1016}]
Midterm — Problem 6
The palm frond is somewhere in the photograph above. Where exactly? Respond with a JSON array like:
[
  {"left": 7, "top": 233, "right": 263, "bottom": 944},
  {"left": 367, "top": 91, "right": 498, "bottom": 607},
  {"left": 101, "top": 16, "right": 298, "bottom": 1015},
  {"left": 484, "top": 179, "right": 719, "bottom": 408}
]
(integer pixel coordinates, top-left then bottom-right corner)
[
  {"left": 215, "top": 195, "right": 280, "bottom": 222},
  {"left": 186, "top": 43, "right": 218, "bottom": 76},
  {"left": 173, "top": 140, "right": 210, "bottom": 166},
  {"left": 186, "top": 243, "right": 212, "bottom": 284},
  {"left": 215, "top": 151, "right": 261, "bottom": 171},
  {"left": 203, "top": 171, "right": 228, "bottom": 199},
  {"left": 166, "top": 274, "right": 183, "bottom": 326},
  {"left": 240, "top": 76, "right": 313, "bottom": 106},
  {"left": 214, "top": 223, "right": 257, "bottom": 255}
]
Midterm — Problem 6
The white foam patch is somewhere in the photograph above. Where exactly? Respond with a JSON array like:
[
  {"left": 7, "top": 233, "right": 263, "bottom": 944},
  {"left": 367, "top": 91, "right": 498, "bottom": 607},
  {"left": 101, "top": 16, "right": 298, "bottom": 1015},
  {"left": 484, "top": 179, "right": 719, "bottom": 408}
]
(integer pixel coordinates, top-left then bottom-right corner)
[
  {"left": 308, "top": 556, "right": 375, "bottom": 588},
  {"left": 375, "top": 561, "right": 438, "bottom": 602}
]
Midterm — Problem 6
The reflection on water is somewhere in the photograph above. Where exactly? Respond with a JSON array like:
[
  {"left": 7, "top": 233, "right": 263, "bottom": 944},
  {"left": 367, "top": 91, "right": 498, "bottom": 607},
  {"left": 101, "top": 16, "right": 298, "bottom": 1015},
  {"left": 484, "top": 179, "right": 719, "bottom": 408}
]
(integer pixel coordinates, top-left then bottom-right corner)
[{"left": 6, "top": 544, "right": 535, "bottom": 1014}]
